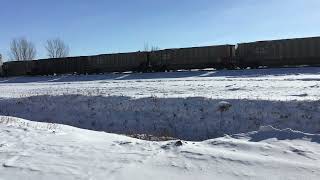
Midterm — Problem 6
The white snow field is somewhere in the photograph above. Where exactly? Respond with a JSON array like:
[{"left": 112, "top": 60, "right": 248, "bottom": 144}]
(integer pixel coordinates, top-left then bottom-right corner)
[
  {"left": 0, "top": 116, "right": 319, "bottom": 180},
  {"left": 0, "top": 67, "right": 320, "bottom": 179},
  {"left": 0, "top": 67, "right": 320, "bottom": 100}
]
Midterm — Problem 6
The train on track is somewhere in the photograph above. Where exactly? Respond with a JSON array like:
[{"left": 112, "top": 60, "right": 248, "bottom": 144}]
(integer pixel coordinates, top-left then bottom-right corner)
[{"left": 1, "top": 36, "right": 320, "bottom": 77}]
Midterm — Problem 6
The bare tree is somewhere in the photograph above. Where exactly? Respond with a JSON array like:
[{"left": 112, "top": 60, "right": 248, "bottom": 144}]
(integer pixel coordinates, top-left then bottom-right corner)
[
  {"left": 10, "top": 38, "right": 37, "bottom": 61},
  {"left": 144, "top": 43, "right": 159, "bottom": 52},
  {"left": 45, "top": 38, "right": 69, "bottom": 58},
  {"left": 151, "top": 46, "right": 160, "bottom": 52},
  {"left": 144, "top": 43, "right": 150, "bottom": 52}
]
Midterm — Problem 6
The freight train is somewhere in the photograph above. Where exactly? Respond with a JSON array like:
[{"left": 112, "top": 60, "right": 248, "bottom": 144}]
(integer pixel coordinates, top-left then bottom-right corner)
[{"left": 1, "top": 36, "right": 320, "bottom": 77}]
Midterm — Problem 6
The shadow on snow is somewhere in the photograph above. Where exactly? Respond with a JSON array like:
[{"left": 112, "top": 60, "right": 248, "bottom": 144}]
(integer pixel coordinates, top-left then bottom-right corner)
[{"left": 0, "top": 95, "right": 319, "bottom": 141}]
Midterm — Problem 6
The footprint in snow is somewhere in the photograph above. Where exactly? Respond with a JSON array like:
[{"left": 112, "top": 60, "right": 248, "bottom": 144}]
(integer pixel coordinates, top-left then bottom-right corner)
[
  {"left": 227, "top": 88, "right": 243, "bottom": 91},
  {"left": 291, "top": 93, "right": 308, "bottom": 97},
  {"left": 309, "top": 85, "right": 319, "bottom": 88}
]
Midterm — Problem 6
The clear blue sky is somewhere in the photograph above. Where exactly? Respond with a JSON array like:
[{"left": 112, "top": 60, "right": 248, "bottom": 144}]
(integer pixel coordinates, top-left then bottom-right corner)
[{"left": 1, "top": 0, "right": 319, "bottom": 60}]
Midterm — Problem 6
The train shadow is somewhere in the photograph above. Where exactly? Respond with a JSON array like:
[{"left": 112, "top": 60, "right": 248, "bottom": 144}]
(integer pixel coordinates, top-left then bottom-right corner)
[{"left": 1, "top": 66, "right": 320, "bottom": 84}]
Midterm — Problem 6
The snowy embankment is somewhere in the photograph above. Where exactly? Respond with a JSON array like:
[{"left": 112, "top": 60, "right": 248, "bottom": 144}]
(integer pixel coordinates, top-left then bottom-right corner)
[
  {"left": 0, "top": 116, "right": 319, "bottom": 180},
  {"left": 0, "top": 95, "right": 319, "bottom": 140}
]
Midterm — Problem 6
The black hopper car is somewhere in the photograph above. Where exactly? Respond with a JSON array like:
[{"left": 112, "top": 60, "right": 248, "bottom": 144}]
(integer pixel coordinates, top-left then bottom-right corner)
[{"left": 1, "top": 36, "right": 320, "bottom": 77}]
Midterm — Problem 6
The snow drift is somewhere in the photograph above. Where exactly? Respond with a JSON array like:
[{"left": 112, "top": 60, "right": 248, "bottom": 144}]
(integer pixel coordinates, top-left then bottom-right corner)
[
  {"left": 0, "top": 95, "right": 319, "bottom": 140},
  {"left": 0, "top": 116, "right": 319, "bottom": 180}
]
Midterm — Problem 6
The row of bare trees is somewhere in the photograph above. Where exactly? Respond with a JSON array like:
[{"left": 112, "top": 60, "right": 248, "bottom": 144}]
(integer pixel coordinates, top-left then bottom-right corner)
[
  {"left": 8, "top": 37, "right": 69, "bottom": 61},
  {"left": 5, "top": 40, "right": 157, "bottom": 62}
]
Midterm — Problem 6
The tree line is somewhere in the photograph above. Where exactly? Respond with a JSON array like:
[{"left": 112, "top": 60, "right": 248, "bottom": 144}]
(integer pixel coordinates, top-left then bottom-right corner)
[
  {"left": 1, "top": 37, "right": 70, "bottom": 62},
  {"left": 0, "top": 40, "right": 159, "bottom": 63}
]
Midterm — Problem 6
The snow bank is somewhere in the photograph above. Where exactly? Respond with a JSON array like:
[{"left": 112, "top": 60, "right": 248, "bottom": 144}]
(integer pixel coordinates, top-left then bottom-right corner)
[
  {"left": 1, "top": 116, "right": 319, "bottom": 180},
  {"left": 1, "top": 95, "right": 319, "bottom": 140}
]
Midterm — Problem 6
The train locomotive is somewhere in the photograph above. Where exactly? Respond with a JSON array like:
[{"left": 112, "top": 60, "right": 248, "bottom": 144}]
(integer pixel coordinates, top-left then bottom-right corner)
[{"left": 1, "top": 36, "right": 320, "bottom": 77}]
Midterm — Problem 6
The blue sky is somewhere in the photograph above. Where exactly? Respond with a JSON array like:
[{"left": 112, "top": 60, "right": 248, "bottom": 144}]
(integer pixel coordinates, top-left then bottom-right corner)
[{"left": 1, "top": 0, "right": 319, "bottom": 60}]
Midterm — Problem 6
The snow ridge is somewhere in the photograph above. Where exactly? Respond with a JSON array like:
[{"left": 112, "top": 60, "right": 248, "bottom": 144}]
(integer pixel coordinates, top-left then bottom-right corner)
[
  {"left": 0, "top": 95, "right": 319, "bottom": 140},
  {"left": 233, "top": 125, "right": 320, "bottom": 143}
]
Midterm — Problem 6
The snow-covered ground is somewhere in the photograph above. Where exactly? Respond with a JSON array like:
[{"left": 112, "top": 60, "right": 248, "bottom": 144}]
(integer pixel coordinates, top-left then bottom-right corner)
[
  {"left": 1, "top": 116, "right": 319, "bottom": 180},
  {"left": 0, "top": 95, "right": 319, "bottom": 140},
  {"left": 0, "top": 67, "right": 320, "bottom": 179},
  {"left": 0, "top": 67, "right": 320, "bottom": 100}
]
